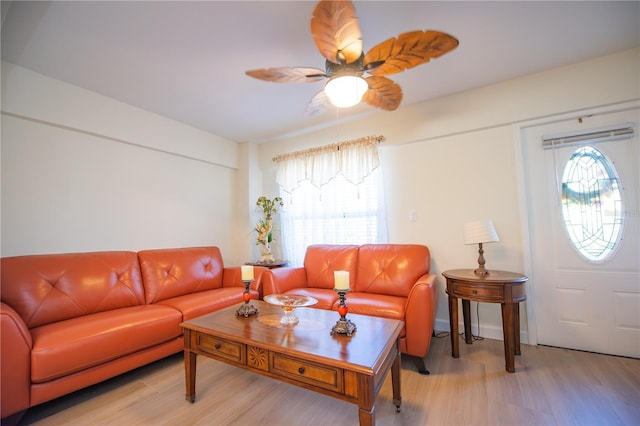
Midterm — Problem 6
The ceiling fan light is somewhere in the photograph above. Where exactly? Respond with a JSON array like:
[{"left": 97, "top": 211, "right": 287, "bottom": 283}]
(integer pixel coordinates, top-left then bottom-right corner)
[{"left": 324, "top": 75, "right": 368, "bottom": 108}]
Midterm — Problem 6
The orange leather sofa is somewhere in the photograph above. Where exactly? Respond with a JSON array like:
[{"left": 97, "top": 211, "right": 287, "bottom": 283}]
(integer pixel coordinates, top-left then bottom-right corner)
[
  {"left": 262, "top": 244, "right": 437, "bottom": 375},
  {"left": 0, "top": 246, "right": 266, "bottom": 423}
]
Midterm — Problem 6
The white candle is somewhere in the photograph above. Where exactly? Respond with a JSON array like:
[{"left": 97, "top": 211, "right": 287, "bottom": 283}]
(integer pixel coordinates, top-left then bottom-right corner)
[
  {"left": 334, "top": 271, "right": 350, "bottom": 290},
  {"left": 241, "top": 265, "right": 254, "bottom": 281}
]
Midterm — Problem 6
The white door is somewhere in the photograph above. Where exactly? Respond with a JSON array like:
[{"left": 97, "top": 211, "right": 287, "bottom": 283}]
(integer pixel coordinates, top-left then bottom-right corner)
[{"left": 521, "top": 106, "right": 639, "bottom": 357}]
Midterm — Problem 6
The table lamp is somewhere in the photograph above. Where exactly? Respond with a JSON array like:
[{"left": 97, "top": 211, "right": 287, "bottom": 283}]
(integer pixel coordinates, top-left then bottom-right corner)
[{"left": 464, "top": 220, "right": 500, "bottom": 275}]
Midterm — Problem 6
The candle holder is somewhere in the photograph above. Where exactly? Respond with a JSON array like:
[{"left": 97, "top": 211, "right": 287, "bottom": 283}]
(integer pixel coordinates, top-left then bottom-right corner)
[
  {"left": 236, "top": 279, "right": 258, "bottom": 317},
  {"left": 330, "top": 288, "right": 357, "bottom": 336}
]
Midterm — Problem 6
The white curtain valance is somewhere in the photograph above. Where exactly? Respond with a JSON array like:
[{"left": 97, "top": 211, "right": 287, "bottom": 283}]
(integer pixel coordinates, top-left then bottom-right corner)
[{"left": 273, "top": 135, "right": 383, "bottom": 193}]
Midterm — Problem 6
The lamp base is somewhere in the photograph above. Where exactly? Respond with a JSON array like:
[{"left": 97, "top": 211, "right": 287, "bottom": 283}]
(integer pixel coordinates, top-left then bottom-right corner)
[
  {"left": 474, "top": 267, "right": 491, "bottom": 275},
  {"left": 331, "top": 318, "right": 357, "bottom": 336},
  {"left": 236, "top": 279, "right": 258, "bottom": 317},
  {"left": 236, "top": 302, "right": 258, "bottom": 317},
  {"left": 474, "top": 243, "right": 491, "bottom": 275}
]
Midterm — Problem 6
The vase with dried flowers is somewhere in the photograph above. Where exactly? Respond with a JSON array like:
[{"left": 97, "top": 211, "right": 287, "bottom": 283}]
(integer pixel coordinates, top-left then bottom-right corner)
[{"left": 255, "top": 196, "right": 283, "bottom": 262}]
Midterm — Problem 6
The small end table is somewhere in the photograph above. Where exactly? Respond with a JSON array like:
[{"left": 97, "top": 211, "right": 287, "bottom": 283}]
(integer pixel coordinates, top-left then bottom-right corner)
[
  {"left": 245, "top": 260, "right": 288, "bottom": 269},
  {"left": 443, "top": 269, "right": 527, "bottom": 373}
]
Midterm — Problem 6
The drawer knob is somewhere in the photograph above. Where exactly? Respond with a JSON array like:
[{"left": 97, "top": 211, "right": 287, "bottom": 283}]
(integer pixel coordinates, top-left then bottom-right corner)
[
  {"left": 214, "top": 344, "right": 221, "bottom": 350},
  {"left": 472, "top": 289, "right": 478, "bottom": 295},
  {"left": 298, "top": 367, "right": 305, "bottom": 374}
]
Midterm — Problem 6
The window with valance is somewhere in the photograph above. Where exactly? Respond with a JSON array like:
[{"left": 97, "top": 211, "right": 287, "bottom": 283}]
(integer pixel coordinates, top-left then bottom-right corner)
[{"left": 273, "top": 135, "right": 388, "bottom": 266}]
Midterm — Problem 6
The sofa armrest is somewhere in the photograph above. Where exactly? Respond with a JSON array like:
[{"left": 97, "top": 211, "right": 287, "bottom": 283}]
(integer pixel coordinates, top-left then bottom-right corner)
[
  {"left": 262, "top": 267, "right": 307, "bottom": 296},
  {"left": 222, "top": 266, "right": 268, "bottom": 296},
  {"left": 403, "top": 273, "right": 438, "bottom": 358},
  {"left": 1, "top": 302, "right": 32, "bottom": 419}
]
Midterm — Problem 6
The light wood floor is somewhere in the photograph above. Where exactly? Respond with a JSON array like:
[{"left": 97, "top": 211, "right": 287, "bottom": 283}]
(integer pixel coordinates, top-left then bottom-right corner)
[{"left": 18, "top": 334, "right": 639, "bottom": 426}]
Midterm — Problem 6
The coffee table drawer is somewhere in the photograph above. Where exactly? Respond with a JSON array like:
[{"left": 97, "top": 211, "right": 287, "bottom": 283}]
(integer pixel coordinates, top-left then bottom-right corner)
[
  {"left": 270, "top": 353, "right": 343, "bottom": 393},
  {"left": 196, "top": 335, "right": 245, "bottom": 365}
]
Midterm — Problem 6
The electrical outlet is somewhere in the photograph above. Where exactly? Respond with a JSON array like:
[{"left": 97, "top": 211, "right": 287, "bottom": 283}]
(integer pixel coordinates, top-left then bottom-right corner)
[{"left": 409, "top": 210, "right": 417, "bottom": 222}]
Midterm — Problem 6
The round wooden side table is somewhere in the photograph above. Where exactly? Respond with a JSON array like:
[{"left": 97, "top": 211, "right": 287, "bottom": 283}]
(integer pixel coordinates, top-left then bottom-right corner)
[
  {"left": 443, "top": 269, "right": 527, "bottom": 373},
  {"left": 244, "top": 260, "right": 288, "bottom": 269}
]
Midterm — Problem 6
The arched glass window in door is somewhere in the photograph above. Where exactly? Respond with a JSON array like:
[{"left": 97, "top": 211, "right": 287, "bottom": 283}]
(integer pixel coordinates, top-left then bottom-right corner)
[{"left": 560, "top": 146, "right": 624, "bottom": 262}]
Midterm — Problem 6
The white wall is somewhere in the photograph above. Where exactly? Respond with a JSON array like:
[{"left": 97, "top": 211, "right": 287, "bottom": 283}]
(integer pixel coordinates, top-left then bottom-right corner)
[
  {"left": 1, "top": 62, "right": 244, "bottom": 264},
  {"left": 2, "top": 47, "right": 638, "bottom": 339},
  {"left": 256, "top": 47, "right": 640, "bottom": 341}
]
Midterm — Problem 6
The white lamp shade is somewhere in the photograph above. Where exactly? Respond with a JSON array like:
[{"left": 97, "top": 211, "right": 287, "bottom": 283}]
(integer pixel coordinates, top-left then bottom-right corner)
[
  {"left": 324, "top": 75, "right": 368, "bottom": 108},
  {"left": 464, "top": 220, "right": 499, "bottom": 245}
]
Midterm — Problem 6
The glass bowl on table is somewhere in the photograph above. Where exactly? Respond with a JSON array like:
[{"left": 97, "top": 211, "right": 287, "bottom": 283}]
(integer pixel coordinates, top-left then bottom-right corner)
[{"left": 263, "top": 294, "right": 318, "bottom": 325}]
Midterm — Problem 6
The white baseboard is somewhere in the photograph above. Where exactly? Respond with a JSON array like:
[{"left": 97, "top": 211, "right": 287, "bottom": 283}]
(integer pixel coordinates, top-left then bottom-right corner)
[{"left": 434, "top": 318, "right": 530, "bottom": 344}]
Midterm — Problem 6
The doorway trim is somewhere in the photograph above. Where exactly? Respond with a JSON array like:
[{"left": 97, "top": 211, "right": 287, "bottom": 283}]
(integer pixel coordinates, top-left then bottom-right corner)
[{"left": 513, "top": 99, "right": 639, "bottom": 347}]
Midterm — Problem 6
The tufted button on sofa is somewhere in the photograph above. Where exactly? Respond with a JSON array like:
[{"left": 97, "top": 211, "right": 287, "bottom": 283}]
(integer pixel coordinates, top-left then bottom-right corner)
[
  {"left": 262, "top": 244, "right": 437, "bottom": 375},
  {"left": 0, "top": 246, "right": 266, "bottom": 423}
]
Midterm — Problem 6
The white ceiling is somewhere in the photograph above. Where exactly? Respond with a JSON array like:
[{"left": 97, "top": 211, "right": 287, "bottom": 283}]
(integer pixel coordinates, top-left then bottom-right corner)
[{"left": 2, "top": 1, "right": 639, "bottom": 143}]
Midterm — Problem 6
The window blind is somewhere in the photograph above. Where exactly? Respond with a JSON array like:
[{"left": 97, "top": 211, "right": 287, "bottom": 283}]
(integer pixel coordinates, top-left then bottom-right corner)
[{"left": 542, "top": 122, "right": 635, "bottom": 149}]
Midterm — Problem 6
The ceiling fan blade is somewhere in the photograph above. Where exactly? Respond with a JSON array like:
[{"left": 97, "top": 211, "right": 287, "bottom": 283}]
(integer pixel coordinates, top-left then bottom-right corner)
[
  {"left": 305, "top": 90, "right": 330, "bottom": 117},
  {"left": 363, "top": 30, "right": 459, "bottom": 76},
  {"left": 311, "top": 0, "right": 363, "bottom": 65},
  {"left": 245, "top": 67, "right": 326, "bottom": 83},
  {"left": 361, "top": 76, "right": 402, "bottom": 111}
]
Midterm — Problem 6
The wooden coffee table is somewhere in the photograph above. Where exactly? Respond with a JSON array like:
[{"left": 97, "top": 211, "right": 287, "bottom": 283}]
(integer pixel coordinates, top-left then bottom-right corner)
[{"left": 181, "top": 300, "right": 403, "bottom": 426}]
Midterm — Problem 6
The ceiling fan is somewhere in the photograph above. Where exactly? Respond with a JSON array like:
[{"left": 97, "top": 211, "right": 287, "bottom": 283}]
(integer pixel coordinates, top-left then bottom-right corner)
[{"left": 246, "top": 0, "right": 459, "bottom": 115}]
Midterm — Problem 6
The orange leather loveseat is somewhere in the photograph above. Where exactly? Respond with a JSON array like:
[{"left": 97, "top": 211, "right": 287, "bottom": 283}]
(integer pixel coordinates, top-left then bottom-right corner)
[
  {"left": 262, "top": 244, "right": 437, "bottom": 375},
  {"left": 0, "top": 246, "right": 266, "bottom": 423}
]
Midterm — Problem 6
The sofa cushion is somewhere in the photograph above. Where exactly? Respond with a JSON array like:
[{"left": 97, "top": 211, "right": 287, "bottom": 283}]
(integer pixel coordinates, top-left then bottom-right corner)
[
  {"left": 304, "top": 245, "right": 359, "bottom": 290},
  {"left": 339, "top": 292, "right": 406, "bottom": 320},
  {"left": 157, "top": 287, "right": 259, "bottom": 321},
  {"left": 139, "top": 247, "right": 224, "bottom": 304},
  {"left": 355, "top": 244, "right": 430, "bottom": 297},
  {"left": 30, "top": 305, "right": 182, "bottom": 383},
  {"left": 1, "top": 251, "right": 145, "bottom": 329},
  {"left": 338, "top": 292, "right": 407, "bottom": 338}
]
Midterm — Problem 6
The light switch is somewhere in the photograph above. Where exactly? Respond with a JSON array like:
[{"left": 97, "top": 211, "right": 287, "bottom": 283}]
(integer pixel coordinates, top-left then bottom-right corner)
[{"left": 409, "top": 210, "right": 417, "bottom": 222}]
